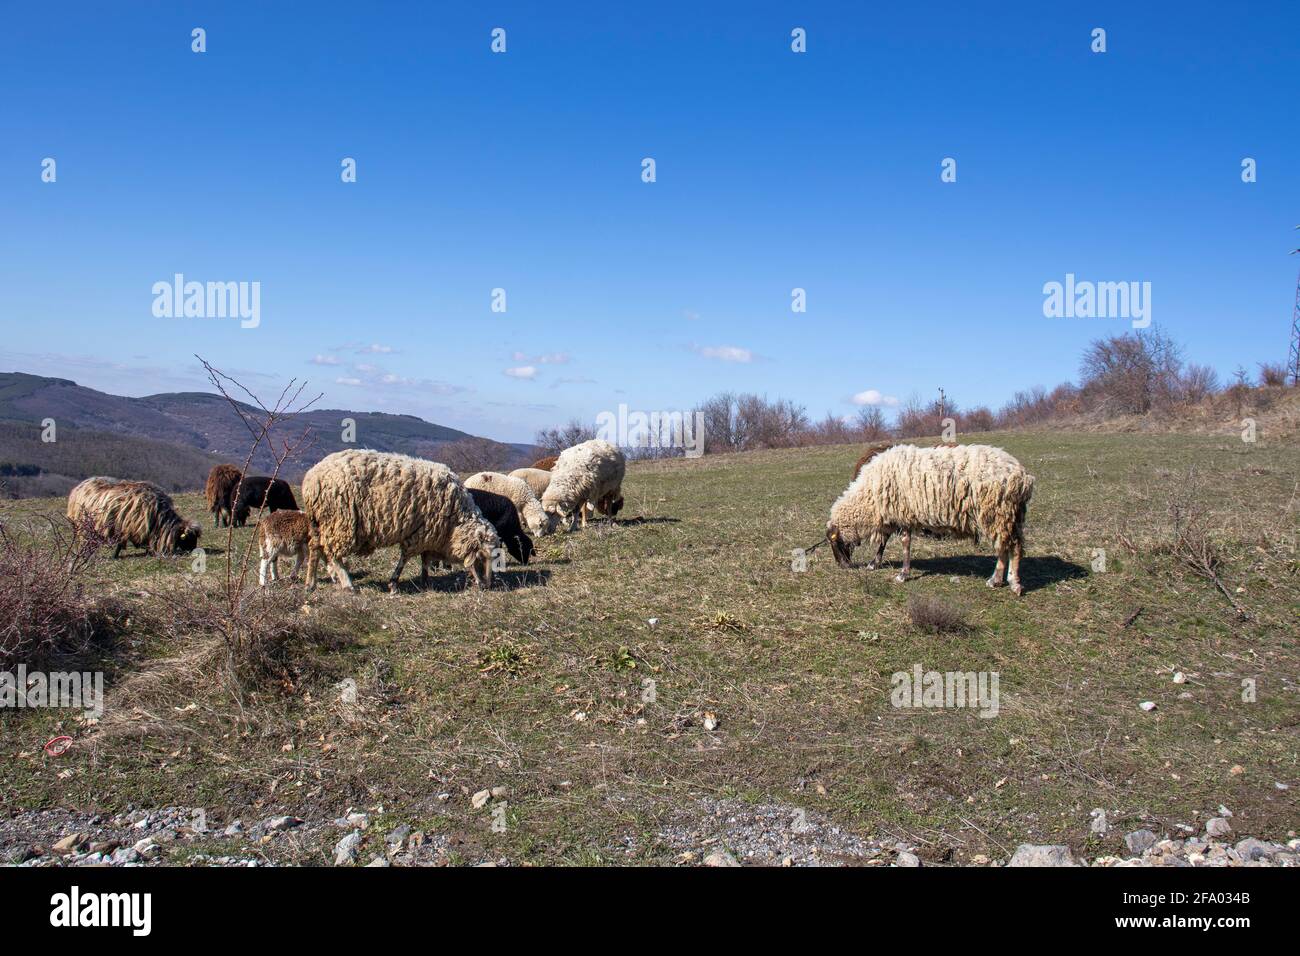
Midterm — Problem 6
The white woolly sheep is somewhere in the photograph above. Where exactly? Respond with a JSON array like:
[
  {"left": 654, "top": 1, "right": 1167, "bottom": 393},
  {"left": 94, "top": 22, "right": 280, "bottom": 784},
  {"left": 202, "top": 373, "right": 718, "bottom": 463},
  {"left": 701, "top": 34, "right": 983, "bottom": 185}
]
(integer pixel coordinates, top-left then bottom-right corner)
[
  {"left": 464, "top": 471, "right": 556, "bottom": 537},
  {"left": 826, "top": 444, "right": 1034, "bottom": 596},
  {"left": 302, "top": 449, "right": 500, "bottom": 592},
  {"left": 509, "top": 467, "right": 552, "bottom": 502},
  {"left": 540, "top": 439, "right": 626, "bottom": 530},
  {"left": 257, "top": 509, "right": 310, "bottom": 585}
]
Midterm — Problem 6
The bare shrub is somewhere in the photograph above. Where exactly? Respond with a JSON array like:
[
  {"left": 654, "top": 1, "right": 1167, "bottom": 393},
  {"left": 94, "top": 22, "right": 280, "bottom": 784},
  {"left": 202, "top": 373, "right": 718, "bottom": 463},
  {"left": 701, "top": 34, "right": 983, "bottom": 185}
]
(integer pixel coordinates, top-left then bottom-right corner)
[
  {"left": 1258, "top": 362, "right": 1288, "bottom": 387},
  {"left": 1162, "top": 474, "right": 1249, "bottom": 620},
  {"left": 855, "top": 406, "right": 889, "bottom": 440},
  {"left": 1178, "top": 363, "right": 1220, "bottom": 404},
  {"left": 438, "top": 436, "right": 515, "bottom": 475},
  {"left": 906, "top": 594, "right": 968, "bottom": 633},
  {"left": 1079, "top": 327, "right": 1182, "bottom": 415},
  {"left": 0, "top": 517, "right": 120, "bottom": 670},
  {"left": 535, "top": 420, "right": 596, "bottom": 456}
]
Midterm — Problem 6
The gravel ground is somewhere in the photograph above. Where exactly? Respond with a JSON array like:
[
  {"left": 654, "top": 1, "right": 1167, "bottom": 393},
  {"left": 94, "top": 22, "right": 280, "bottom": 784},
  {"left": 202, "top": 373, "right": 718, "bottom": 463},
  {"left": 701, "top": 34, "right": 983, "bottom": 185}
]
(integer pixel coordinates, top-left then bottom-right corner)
[{"left": 3, "top": 801, "right": 1296, "bottom": 867}]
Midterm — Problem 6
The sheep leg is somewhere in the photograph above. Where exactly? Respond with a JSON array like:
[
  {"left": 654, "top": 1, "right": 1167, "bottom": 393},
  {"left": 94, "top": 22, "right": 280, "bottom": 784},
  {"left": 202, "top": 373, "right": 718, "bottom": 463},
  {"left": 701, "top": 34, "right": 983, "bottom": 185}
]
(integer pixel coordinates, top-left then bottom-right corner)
[
  {"left": 389, "top": 552, "right": 409, "bottom": 593},
  {"left": 304, "top": 547, "right": 318, "bottom": 589},
  {"left": 290, "top": 550, "right": 304, "bottom": 580},
  {"left": 420, "top": 553, "right": 433, "bottom": 588},
  {"left": 1008, "top": 534, "right": 1024, "bottom": 596},
  {"left": 988, "top": 539, "right": 1009, "bottom": 588},
  {"left": 865, "top": 533, "right": 891, "bottom": 570},
  {"left": 258, "top": 553, "right": 270, "bottom": 586},
  {"left": 112, "top": 541, "right": 124, "bottom": 559},
  {"left": 893, "top": 531, "right": 911, "bottom": 583},
  {"left": 329, "top": 556, "right": 354, "bottom": 591}
]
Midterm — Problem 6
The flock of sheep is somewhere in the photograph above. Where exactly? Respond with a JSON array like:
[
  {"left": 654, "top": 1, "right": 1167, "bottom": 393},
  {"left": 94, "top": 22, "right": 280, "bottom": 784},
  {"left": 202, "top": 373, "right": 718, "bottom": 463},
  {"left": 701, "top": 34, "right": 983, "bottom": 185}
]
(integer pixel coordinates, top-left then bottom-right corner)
[{"left": 63, "top": 437, "right": 1036, "bottom": 597}]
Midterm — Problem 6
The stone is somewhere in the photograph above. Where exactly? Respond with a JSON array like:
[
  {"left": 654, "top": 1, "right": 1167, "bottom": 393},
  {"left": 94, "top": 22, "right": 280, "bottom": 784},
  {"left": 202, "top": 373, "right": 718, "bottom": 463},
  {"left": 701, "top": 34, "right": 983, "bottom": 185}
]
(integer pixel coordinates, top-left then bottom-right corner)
[
  {"left": 52, "top": 834, "right": 86, "bottom": 854},
  {"left": 334, "top": 831, "right": 362, "bottom": 865},
  {"left": 1205, "top": 817, "right": 1233, "bottom": 838},
  {"left": 703, "top": 850, "right": 740, "bottom": 867},
  {"left": 1007, "top": 844, "right": 1078, "bottom": 867},
  {"left": 265, "top": 815, "right": 302, "bottom": 832},
  {"left": 896, "top": 851, "right": 921, "bottom": 867},
  {"left": 1125, "top": 829, "right": 1158, "bottom": 855},
  {"left": 471, "top": 789, "right": 492, "bottom": 809},
  {"left": 386, "top": 824, "right": 411, "bottom": 847},
  {"left": 1234, "top": 838, "right": 1273, "bottom": 862}
]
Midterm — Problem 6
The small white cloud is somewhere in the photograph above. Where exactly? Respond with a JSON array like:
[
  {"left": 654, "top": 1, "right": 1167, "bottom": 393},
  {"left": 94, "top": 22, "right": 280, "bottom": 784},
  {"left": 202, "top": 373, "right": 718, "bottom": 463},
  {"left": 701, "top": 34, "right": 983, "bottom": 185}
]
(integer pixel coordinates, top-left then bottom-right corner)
[
  {"left": 511, "top": 351, "right": 570, "bottom": 365},
  {"left": 310, "top": 354, "right": 341, "bottom": 366},
  {"left": 336, "top": 376, "right": 363, "bottom": 386},
  {"left": 504, "top": 366, "right": 537, "bottom": 379},
  {"left": 692, "top": 344, "right": 753, "bottom": 363},
  {"left": 357, "top": 343, "right": 394, "bottom": 354},
  {"left": 851, "top": 389, "right": 900, "bottom": 407}
]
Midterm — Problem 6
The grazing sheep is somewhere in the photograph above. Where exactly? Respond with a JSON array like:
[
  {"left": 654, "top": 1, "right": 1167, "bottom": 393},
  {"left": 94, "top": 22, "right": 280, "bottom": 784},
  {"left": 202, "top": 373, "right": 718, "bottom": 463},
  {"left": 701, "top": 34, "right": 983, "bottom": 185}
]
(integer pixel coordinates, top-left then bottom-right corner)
[
  {"left": 302, "top": 449, "right": 499, "bottom": 592},
  {"left": 67, "top": 477, "right": 201, "bottom": 558},
  {"left": 826, "top": 444, "right": 1034, "bottom": 596},
  {"left": 468, "top": 488, "right": 533, "bottom": 565},
  {"left": 257, "top": 510, "right": 310, "bottom": 585},
  {"left": 541, "top": 439, "right": 626, "bottom": 530},
  {"left": 510, "top": 467, "right": 553, "bottom": 501},
  {"left": 230, "top": 476, "right": 298, "bottom": 527},
  {"left": 464, "top": 471, "right": 555, "bottom": 537},
  {"left": 205, "top": 464, "right": 242, "bottom": 527},
  {"left": 852, "top": 443, "right": 894, "bottom": 479},
  {"left": 531, "top": 455, "right": 559, "bottom": 471}
]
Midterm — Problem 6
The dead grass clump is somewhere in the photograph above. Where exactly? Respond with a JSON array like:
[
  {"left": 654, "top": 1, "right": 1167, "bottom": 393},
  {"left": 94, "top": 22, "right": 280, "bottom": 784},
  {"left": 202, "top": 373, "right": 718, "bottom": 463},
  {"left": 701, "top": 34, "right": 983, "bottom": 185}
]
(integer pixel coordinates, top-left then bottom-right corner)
[
  {"left": 906, "top": 593, "right": 968, "bottom": 633},
  {"left": 0, "top": 517, "right": 125, "bottom": 670}
]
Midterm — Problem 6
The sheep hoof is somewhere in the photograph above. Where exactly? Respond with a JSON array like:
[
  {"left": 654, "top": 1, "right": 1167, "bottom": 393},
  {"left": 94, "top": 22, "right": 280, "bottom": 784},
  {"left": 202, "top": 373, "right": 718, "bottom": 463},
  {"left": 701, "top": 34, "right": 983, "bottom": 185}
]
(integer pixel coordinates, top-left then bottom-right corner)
[
  {"left": 1010, "top": 581, "right": 1024, "bottom": 597},
  {"left": 893, "top": 572, "right": 908, "bottom": 584},
  {"left": 986, "top": 576, "right": 1005, "bottom": 589},
  {"left": 865, "top": 561, "right": 877, "bottom": 571}
]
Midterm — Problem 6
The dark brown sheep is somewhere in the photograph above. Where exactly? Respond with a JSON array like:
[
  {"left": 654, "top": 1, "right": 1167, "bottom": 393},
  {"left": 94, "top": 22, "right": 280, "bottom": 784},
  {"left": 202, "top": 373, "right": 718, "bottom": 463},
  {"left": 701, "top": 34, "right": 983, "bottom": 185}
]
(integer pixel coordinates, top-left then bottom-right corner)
[{"left": 205, "top": 464, "right": 242, "bottom": 527}]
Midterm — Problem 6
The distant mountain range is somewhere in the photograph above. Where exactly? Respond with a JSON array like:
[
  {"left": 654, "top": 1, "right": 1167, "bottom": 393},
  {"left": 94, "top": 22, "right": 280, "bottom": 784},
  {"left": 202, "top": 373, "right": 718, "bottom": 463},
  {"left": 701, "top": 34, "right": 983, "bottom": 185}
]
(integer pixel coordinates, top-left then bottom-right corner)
[{"left": 0, "top": 372, "right": 538, "bottom": 499}]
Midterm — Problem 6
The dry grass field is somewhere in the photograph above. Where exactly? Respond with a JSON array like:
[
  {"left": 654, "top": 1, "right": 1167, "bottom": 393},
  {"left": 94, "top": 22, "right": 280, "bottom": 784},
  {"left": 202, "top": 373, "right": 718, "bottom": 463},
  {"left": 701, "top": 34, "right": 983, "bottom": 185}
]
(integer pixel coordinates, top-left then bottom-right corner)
[{"left": 1, "top": 431, "right": 1297, "bottom": 865}]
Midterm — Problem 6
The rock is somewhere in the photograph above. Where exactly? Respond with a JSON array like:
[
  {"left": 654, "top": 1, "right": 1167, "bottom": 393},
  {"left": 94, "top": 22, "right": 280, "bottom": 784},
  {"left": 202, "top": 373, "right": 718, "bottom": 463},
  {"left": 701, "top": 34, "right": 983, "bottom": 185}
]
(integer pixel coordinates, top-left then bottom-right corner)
[
  {"left": 334, "top": 831, "right": 362, "bottom": 865},
  {"left": 110, "top": 847, "right": 140, "bottom": 864},
  {"left": 471, "top": 789, "right": 492, "bottom": 809},
  {"left": 1217, "top": 805, "right": 1233, "bottom": 818},
  {"left": 1125, "top": 829, "right": 1158, "bottom": 856},
  {"left": 1205, "top": 817, "right": 1233, "bottom": 839},
  {"left": 1172, "top": 672, "right": 1186, "bottom": 684},
  {"left": 490, "top": 786, "right": 508, "bottom": 799},
  {"left": 1089, "top": 809, "right": 1109, "bottom": 835},
  {"left": 386, "top": 824, "right": 411, "bottom": 848},
  {"left": 1008, "top": 844, "right": 1078, "bottom": 867},
  {"left": 345, "top": 812, "right": 369, "bottom": 829},
  {"left": 223, "top": 821, "right": 243, "bottom": 836},
  {"left": 365, "top": 856, "right": 390, "bottom": 867},
  {"left": 1234, "top": 838, "right": 1273, "bottom": 862},
  {"left": 896, "top": 851, "right": 921, "bottom": 867},
  {"left": 52, "top": 833, "right": 86, "bottom": 855},
  {"left": 1139, "top": 701, "right": 1157, "bottom": 712},
  {"left": 703, "top": 850, "right": 740, "bottom": 867},
  {"left": 265, "top": 815, "right": 302, "bottom": 832},
  {"left": 88, "top": 840, "right": 119, "bottom": 855}
]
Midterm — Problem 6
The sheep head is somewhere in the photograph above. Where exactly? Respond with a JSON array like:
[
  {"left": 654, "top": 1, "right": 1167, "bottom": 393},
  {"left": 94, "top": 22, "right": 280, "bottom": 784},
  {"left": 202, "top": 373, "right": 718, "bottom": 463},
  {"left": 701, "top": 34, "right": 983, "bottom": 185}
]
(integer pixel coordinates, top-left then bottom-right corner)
[
  {"left": 827, "top": 525, "right": 853, "bottom": 567},
  {"left": 177, "top": 524, "right": 202, "bottom": 553}
]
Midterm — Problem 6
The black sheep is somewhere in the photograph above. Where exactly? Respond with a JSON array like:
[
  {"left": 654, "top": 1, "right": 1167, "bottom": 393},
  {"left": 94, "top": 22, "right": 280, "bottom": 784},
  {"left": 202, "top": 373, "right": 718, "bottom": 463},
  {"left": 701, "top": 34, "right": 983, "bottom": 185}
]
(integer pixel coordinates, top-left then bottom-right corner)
[
  {"left": 231, "top": 476, "right": 299, "bottom": 527},
  {"left": 468, "top": 488, "right": 533, "bottom": 565}
]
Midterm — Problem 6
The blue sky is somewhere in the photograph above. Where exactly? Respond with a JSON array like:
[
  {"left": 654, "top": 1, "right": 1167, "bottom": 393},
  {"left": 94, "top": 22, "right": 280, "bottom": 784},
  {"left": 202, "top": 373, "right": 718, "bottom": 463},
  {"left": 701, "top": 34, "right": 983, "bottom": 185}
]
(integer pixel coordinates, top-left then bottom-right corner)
[{"left": 1, "top": 1, "right": 1296, "bottom": 442}]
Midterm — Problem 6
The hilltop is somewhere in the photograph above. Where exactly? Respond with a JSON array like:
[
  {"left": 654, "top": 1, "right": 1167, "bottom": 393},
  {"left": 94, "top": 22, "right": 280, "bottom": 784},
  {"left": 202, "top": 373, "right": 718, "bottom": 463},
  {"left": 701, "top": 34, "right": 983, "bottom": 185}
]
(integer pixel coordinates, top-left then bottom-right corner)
[{"left": 0, "top": 372, "right": 538, "bottom": 497}]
